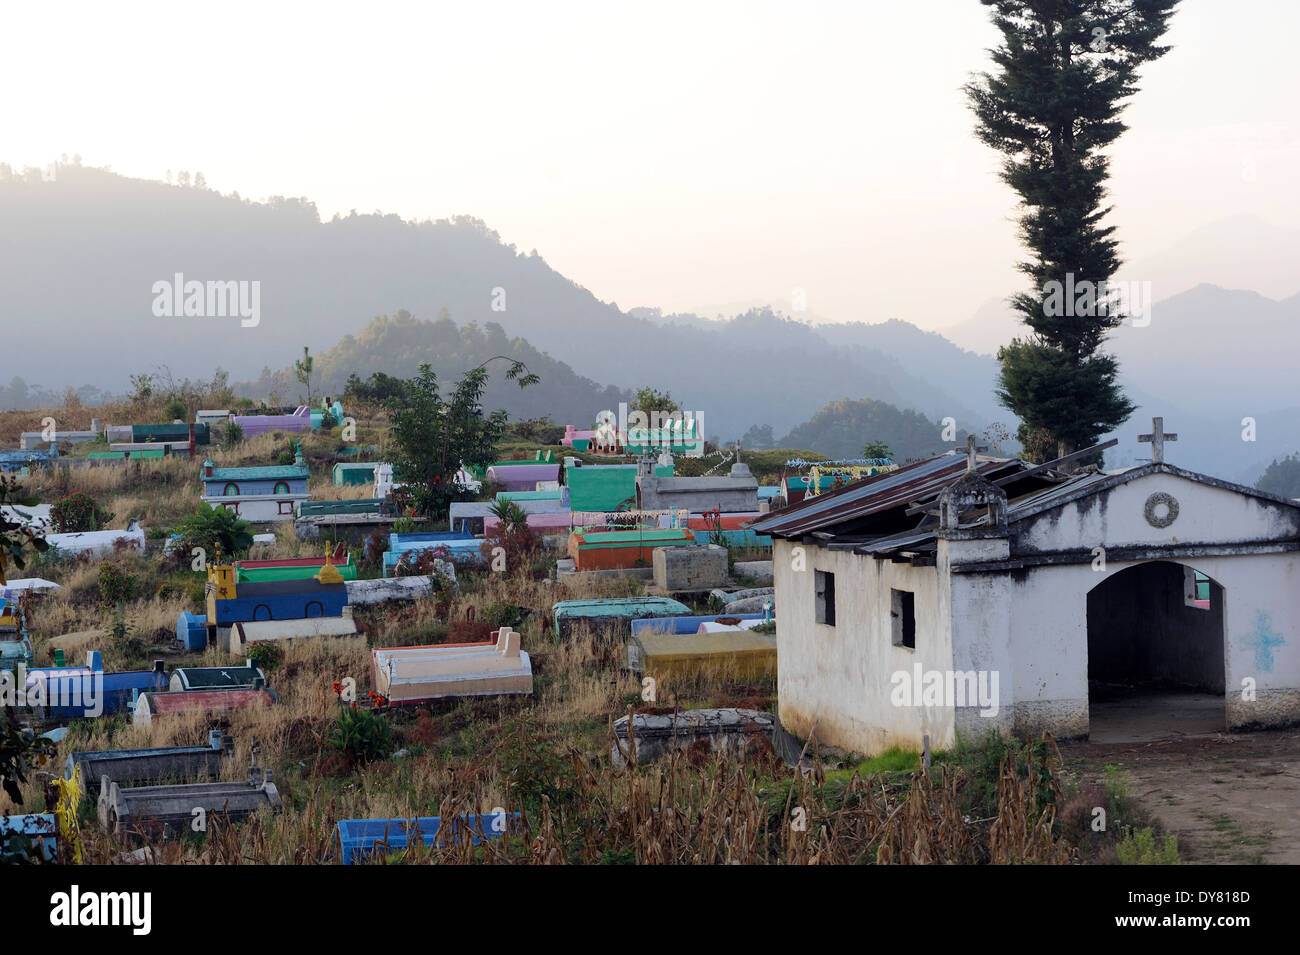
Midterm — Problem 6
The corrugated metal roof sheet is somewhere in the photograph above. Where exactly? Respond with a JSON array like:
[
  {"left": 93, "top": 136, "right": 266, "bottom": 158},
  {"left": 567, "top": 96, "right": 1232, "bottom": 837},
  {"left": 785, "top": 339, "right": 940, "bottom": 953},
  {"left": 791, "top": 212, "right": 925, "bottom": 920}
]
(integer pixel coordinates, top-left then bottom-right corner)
[{"left": 750, "top": 453, "right": 1024, "bottom": 538}]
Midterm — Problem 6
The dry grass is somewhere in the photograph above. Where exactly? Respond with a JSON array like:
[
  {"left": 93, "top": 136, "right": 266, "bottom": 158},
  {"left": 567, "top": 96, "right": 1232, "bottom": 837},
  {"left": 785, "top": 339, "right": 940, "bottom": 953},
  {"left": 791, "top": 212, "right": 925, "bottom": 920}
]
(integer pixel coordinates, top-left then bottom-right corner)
[{"left": 2, "top": 414, "right": 1078, "bottom": 865}]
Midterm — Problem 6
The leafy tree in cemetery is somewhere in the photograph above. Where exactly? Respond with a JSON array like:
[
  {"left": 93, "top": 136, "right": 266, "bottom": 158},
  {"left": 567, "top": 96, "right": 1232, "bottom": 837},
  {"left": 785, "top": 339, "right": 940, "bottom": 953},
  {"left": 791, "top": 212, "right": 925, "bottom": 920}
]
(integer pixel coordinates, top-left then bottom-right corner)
[
  {"left": 965, "top": 0, "right": 1176, "bottom": 461},
  {"left": 174, "top": 502, "right": 254, "bottom": 560},
  {"left": 1256, "top": 454, "right": 1300, "bottom": 499},
  {"left": 862, "top": 440, "right": 893, "bottom": 460},
  {"left": 343, "top": 371, "right": 408, "bottom": 405},
  {"left": 388, "top": 358, "right": 539, "bottom": 520},
  {"left": 163, "top": 397, "right": 187, "bottom": 421},
  {"left": 489, "top": 498, "right": 530, "bottom": 534},
  {"left": 630, "top": 387, "right": 680, "bottom": 418},
  {"left": 294, "top": 346, "right": 314, "bottom": 405},
  {"left": 128, "top": 372, "right": 154, "bottom": 404}
]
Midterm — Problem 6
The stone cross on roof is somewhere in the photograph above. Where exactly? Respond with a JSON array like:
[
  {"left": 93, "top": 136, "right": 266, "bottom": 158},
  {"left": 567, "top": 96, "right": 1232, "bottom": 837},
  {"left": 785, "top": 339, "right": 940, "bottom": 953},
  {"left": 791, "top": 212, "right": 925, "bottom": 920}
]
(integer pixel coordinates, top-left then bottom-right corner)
[
  {"left": 965, "top": 435, "right": 988, "bottom": 472},
  {"left": 1138, "top": 416, "right": 1178, "bottom": 464}
]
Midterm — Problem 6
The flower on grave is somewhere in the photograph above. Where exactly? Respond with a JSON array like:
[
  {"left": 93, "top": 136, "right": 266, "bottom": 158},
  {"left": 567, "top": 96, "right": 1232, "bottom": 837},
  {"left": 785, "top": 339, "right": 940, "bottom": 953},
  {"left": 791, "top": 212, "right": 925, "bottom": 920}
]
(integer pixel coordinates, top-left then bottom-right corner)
[{"left": 332, "top": 681, "right": 342, "bottom": 695}]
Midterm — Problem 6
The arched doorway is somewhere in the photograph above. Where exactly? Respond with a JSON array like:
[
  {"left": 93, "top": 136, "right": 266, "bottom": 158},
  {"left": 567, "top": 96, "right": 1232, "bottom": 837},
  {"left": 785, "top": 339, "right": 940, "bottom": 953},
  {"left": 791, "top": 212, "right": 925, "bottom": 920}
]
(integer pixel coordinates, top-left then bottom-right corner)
[{"left": 1086, "top": 561, "right": 1225, "bottom": 742}]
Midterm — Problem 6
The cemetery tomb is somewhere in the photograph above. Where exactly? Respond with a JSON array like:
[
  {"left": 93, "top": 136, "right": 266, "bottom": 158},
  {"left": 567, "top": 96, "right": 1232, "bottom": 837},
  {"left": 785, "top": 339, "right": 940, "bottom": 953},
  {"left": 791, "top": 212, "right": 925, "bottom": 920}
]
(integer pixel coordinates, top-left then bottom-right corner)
[
  {"left": 169, "top": 665, "right": 268, "bottom": 691},
  {"left": 332, "top": 462, "right": 379, "bottom": 485},
  {"left": 661, "top": 511, "right": 773, "bottom": 548},
  {"left": 131, "top": 422, "right": 210, "bottom": 445},
  {"left": 564, "top": 462, "right": 674, "bottom": 512},
  {"left": 0, "top": 577, "right": 59, "bottom": 594},
  {"left": 611, "top": 708, "right": 776, "bottom": 767},
  {"left": 383, "top": 529, "right": 483, "bottom": 576},
  {"left": 484, "top": 463, "right": 561, "bottom": 491},
  {"left": 230, "top": 615, "right": 360, "bottom": 653},
  {"left": 206, "top": 560, "right": 350, "bottom": 626},
  {"left": 230, "top": 405, "right": 313, "bottom": 438},
  {"left": 337, "top": 812, "right": 522, "bottom": 865},
  {"left": 133, "top": 688, "right": 275, "bottom": 726},
  {"left": 18, "top": 653, "right": 168, "bottom": 719},
  {"left": 566, "top": 527, "right": 697, "bottom": 570},
  {"left": 626, "top": 628, "right": 777, "bottom": 680},
  {"left": 551, "top": 597, "right": 693, "bottom": 639},
  {"left": 44, "top": 521, "right": 146, "bottom": 558},
  {"left": 67, "top": 731, "right": 235, "bottom": 798},
  {"left": 498, "top": 487, "right": 568, "bottom": 504},
  {"left": 200, "top": 454, "right": 310, "bottom": 523},
  {"left": 195, "top": 409, "right": 231, "bottom": 429},
  {"left": 236, "top": 548, "right": 357, "bottom": 582},
  {"left": 637, "top": 460, "right": 759, "bottom": 513},
  {"left": 98, "top": 762, "right": 281, "bottom": 836},
  {"left": 17, "top": 421, "right": 101, "bottom": 451},
  {"left": 561, "top": 424, "right": 597, "bottom": 451},
  {"left": 87, "top": 448, "right": 168, "bottom": 461},
  {"left": 39, "top": 657, "right": 170, "bottom": 717},
  {"left": 345, "top": 575, "right": 443, "bottom": 606},
  {"left": 652, "top": 543, "right": 729, "bottom": 591},
  {"left": 0, "top": 447, "right": 61, "bottom": 473},
  {"left": 176, "top": 611, "right": 208, "bottom": 651},
  {"left": 629, "top": 613, "right": 766, "bottom": 637},
  {"left": 370, "top": 627, "right": 533, "bottom": 704}
]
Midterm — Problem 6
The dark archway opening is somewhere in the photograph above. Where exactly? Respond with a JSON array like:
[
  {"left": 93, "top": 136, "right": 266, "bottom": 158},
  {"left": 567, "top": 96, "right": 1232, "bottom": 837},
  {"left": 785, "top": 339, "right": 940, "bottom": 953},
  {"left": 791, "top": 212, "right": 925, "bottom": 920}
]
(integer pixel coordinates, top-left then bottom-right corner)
[{"left": 1086, "top": 561, "right": 1225, "bottom": 742}]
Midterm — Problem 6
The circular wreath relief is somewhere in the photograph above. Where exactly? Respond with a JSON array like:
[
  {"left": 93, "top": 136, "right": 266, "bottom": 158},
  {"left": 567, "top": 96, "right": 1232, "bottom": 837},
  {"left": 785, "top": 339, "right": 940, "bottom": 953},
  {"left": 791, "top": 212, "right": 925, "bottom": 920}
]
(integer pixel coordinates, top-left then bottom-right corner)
[{"left": 1144, "top": 491, "right": 1179, "bottom": 528}]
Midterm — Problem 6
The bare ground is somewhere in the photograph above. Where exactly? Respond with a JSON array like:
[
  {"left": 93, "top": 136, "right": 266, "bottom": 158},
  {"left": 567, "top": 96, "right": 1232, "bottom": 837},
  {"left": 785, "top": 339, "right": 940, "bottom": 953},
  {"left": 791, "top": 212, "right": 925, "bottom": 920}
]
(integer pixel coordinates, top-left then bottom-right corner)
[{"left": 1062, "top": 728, "right": 1300, "bottom": 864}]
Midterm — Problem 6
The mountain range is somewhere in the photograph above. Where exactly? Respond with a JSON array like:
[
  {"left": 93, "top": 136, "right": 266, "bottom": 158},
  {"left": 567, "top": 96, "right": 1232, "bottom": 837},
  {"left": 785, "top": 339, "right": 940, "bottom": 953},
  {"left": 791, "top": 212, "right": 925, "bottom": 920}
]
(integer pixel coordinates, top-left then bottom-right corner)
[{"left": 1, "top": 162, "right": 1296, "bottom": 484}]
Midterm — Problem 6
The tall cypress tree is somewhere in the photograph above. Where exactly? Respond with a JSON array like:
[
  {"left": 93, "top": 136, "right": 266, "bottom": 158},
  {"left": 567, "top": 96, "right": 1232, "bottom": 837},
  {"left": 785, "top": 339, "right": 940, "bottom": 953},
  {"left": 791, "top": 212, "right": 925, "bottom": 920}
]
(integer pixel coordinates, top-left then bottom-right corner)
[{"left": 966, "top": 0, "right": 1178, "bottom": 461}]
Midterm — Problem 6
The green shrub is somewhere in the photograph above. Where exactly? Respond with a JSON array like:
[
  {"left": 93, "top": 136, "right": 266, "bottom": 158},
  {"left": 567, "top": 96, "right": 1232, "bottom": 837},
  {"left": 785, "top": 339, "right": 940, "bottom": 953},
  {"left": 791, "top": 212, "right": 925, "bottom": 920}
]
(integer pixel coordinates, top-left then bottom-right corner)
[
  {"left": 1116, "top": 827, "right": 1180, "bottom": 865},
  {"left": 163, "top": 398, "right": 188, "bottom": 421},
  {"left": 218, "top": 420, "right": 243, "bottom": 449},
  {"left": 50, "top": 492, "right": 113, "bottom": 533},
  {"left": 97, "top": 563, "right": 138, "bottom": 605},
  {"left": 247, "top": 641, "right": 285, "bottom": 671},
  {"left": 106, "top": 611, "right": 142, "bottom": 659},
  {"left": 482, "top": 601, "right": 528, "bottom": 630},
  {"left": 329, "top": 706, "right": 392, "bottom": 763},
  {"left": 174, "top": 503, "right": 254, "bottom": 560}
]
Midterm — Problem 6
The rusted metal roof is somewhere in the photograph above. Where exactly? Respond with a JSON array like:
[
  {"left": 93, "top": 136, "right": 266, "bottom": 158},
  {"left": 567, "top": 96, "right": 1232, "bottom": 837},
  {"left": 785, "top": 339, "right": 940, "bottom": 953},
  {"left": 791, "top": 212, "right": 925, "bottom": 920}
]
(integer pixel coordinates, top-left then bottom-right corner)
[{"left": 749, "top": 453, "right": 1025, "bottom": 538}]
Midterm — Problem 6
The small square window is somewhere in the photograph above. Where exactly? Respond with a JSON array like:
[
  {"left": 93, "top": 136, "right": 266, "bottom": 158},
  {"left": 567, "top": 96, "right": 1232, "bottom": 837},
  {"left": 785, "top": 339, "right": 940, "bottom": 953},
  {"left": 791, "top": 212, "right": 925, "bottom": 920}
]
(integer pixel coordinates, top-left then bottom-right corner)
[
  {"left": 279, "top": 501, "right": 294, "bottom": 514},
  {"left": 891, "top": 588, "right": 915, "bottom": 649},
  {"left": 815, "top": 570, "right": 836, "bottom": 626}
]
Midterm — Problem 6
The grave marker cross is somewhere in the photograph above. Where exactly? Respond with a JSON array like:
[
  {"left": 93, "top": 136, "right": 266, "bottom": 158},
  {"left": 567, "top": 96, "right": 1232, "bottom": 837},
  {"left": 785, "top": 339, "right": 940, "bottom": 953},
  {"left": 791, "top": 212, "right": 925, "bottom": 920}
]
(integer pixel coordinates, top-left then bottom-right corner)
[{"left": 1138, "top": 417, "right": 1178, "bottom": 464}]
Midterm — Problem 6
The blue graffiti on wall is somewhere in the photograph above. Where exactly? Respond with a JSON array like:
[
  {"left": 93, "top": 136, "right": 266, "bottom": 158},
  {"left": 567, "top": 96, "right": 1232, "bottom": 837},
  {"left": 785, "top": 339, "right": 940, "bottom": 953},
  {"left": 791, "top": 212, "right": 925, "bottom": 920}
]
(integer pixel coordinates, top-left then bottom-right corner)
[{"left": 1248, "top": 610, "right": 1284, "bottom": 673}]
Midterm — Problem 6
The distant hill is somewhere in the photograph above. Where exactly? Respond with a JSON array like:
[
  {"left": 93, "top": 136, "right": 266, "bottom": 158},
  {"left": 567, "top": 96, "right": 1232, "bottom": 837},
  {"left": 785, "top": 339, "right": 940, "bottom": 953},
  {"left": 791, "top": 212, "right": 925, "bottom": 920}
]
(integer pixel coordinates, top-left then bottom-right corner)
[
  {"left": 239, "top": 309, "right": 625, "bottom": 425},
  {"left": 778, "top": 398, "right": 974, "bottom": 463}
]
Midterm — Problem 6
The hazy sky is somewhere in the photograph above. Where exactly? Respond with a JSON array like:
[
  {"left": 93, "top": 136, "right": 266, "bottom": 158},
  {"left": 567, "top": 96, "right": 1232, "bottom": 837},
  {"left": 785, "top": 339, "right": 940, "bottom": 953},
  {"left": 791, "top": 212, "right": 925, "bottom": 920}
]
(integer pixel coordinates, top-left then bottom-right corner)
[{"left": 3, "top": 0, "right": 1296, "bottom": 333}]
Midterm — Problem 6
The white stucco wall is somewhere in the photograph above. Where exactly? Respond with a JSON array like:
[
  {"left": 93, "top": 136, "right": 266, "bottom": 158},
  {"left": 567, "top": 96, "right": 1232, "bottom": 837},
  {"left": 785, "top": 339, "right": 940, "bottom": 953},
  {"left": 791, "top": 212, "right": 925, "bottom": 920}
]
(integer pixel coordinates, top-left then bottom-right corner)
[
  {"left": 203, "top": 494, "right": 308, "bottom": 523},
  {"left": 1014, "top": 471, "right": 1300, "bottom": 554},
  {"left": 774, "top": 538, "right": 951, "bottom": 755}
]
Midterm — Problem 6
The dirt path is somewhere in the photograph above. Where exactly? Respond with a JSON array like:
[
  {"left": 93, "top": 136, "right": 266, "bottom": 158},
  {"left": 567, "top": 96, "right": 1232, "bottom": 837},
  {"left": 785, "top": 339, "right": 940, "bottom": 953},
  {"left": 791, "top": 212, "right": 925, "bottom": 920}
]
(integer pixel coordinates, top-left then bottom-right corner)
[{"left": 1062, "top": 728, "right": 1300, "bottom": 864}]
